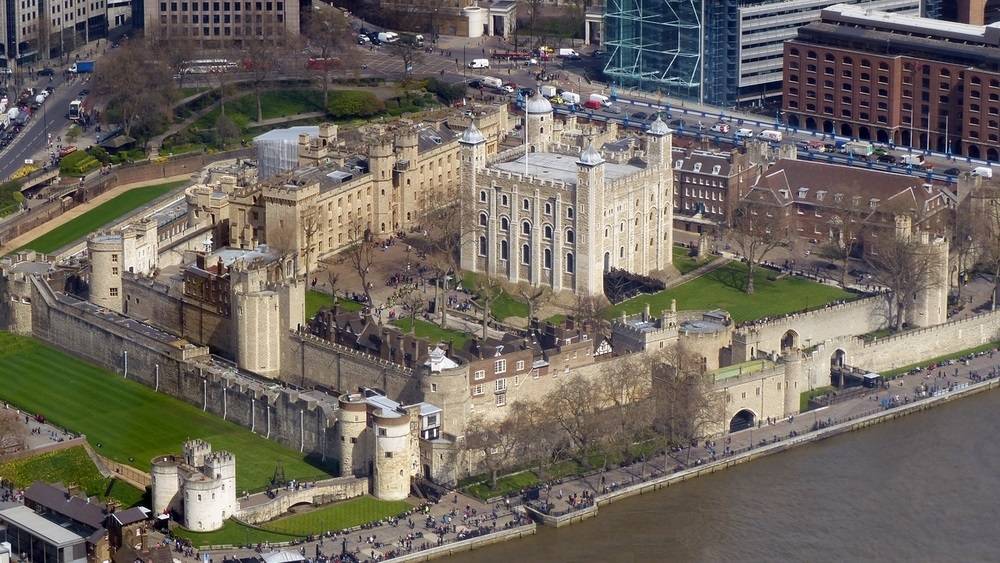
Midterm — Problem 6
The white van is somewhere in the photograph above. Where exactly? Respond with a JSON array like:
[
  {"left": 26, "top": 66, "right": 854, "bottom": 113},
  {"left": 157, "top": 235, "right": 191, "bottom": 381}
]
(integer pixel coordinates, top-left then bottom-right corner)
[
  {"left": 589, "top": 93, "right": 611, "bottom": 107},
  {"left": 758, "top": 130, "right": 783, "bottom": 142},
  {"left": 561, "top": 91, "right": 581, "bottom": 105},
  {"left": 735, "top": 128, "right": 754, "bottom": 139},
  {"left": 900, "top": 154, "right": 924, "bottom": 166},
  {"left": 481, "top": 76, "right": 503, "bottom": 89},
  {"left": 973, "top": 166, "right": 994, "bottom": 178},
  {"left": 540, "top": 85, "right": 557, "bottom": 98},
  {"left": 468, "top": 58, "right": 490, "bottom": 69},
  {"left": 377, "top": 31, "right": 399, "bottom": 43}
]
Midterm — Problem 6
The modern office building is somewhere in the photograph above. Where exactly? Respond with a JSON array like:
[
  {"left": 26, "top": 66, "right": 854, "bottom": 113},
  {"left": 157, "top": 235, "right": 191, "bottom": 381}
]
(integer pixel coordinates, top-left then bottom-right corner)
[
  {"left": 782, "top": 4, "right": 1000, "bottom": 160},
  {"left": 602, "top": 0, "right": 919, "bottom": 107},
  {"left": 927, "top": 0, "right": 1000, "bottom": 24},
  {"left": 142, "top": 0, "right": 301, "bottom": 46},
  {"left": 0, "top": 0, "right": 108, "bottom": 64}
]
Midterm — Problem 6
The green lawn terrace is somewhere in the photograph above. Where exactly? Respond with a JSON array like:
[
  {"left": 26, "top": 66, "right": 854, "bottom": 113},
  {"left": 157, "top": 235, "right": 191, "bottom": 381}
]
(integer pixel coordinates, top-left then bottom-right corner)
[
  {"left": 609, "top": 261, "right": 857, "bottom": 324},
  {"left": 0, "top": 446, "right": 144, "bottom": 507},
  {"left": 0, "top": 333, "right": 331, "bottom": 492},
  {"left": 173, "top": 496, "right": 413, "bottom": 547}
]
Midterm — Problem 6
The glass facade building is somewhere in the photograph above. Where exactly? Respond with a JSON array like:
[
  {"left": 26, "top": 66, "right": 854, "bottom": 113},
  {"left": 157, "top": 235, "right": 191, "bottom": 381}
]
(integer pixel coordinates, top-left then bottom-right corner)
[{"left": 603, "top": 0, "right": 920, "bottom": 107}]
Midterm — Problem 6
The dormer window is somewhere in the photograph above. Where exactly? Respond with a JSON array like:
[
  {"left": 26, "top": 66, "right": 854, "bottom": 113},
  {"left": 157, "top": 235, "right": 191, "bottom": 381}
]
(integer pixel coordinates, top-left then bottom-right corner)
[
  {"left": 693, "top": 162, "right": 702, "bottom": 172},
  {"left": 712, "top": 165, "right": 721, "bottom": 175},
  {"left": 798, "top": 188, "right": 809, "bottom": 199},
  {"left": 674, "top": 160, "right": 684, "bottom": 169},
  {"left": 779, "top": 189, "right": 790, "bottom": 199}
]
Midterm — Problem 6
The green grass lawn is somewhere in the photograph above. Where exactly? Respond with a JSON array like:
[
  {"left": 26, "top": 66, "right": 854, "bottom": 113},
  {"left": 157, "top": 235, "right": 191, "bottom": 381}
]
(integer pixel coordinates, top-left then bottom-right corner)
[
  {"left": 174, "top": 497, "right": 411, "bottom": 547},
  {"left": 306, "top": 291, "right": 363, "bottom": 320},
  {"left": 0, "top": 446, "right": 145, "bottom": 507},
  {"left": 0, "top": 333, "right": 332, "bottom": 491},
  {"left": 18, "top": 181, "right": 186, "bottom": 254},
  {"left": 879, "top": 341, "right": 1000, "bottom": 379},
  {"left": 460, "top": 272, "right": 529, "bottom": 321},
  {"left": 609, "top": 262, "right": 856, "bottom": 323},
  {"left": 261, "top": 496, "right": 411, "bottom": 536},
  {"left": 672, "top": 245, "right": 709, "bottom": 275},
  {"left": 172, "top": 519, "right": 299, "bottom": 548},
  {"left": 800, "top": 386, "right": 835, "bottom": 412},
  {"left": 194, "top": 90, "right": 326, "bottom": 131},
  {"left": 390, "top": 318, "right": 469, "bottom": 350}
]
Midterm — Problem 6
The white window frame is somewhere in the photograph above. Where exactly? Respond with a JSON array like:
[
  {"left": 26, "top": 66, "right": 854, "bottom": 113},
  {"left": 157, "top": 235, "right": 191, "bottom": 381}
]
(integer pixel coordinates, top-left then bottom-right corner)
[
  {"left": 495, "top": 377, "right": 507, "bottom": 392},
  {"left": 474, "top": 369, "right": 485, "bottom": 380},
  {"left": 473, "top": 384, "right": 484, "bottom": 396},
  {"left": 494, "top": 359, "right": 507, "bottom": 374}
]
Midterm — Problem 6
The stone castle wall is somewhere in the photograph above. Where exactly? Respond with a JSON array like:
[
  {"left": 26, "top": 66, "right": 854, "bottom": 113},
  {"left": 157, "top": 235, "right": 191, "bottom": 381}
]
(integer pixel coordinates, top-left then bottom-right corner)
[
  {"left": 802, "top": 309, "right": 1000, "bottom": 388},
  {"left": 29, "top": 276, "right": 340, "bottom": 466},
  {"left": 735, "top": 296, "right": 887, "bottom": 358},
  {"left": 236, "top": 477, "right": 367, "bottom": 524}
]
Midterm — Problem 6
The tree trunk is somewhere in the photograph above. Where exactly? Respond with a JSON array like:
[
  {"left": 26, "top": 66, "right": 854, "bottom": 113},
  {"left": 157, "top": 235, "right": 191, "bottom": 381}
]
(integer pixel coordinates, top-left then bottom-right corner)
[
  {"left": 440, "top": 278, "right": 449, "bottom": 327},
  {"left": 490, "top": 468, "right": 498, "bottom": 490},
  {"left": 840, "top": 255, "right": 849, "bottom": 287},
  {"left": 256, "top": 86, "right": 263, "bottom": 123},
  {"left": 482, "top": 298, "right": 490, "bottom": 339},
  {"left": 745, "top": 261, "right": 756, "bottom": 294},
  {"left": 323, "top": 72, "right": 330, "bottom": 109},
  {"left": 993, "top": 263, "right": 1000, "bottom": 311}
]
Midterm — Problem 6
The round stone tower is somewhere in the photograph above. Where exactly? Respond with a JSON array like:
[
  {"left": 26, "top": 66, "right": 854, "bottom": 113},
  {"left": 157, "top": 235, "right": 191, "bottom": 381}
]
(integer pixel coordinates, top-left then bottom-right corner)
[
  {"left": 782, "top": 349, "right": 804, "bottom": 416},
  {"left": 150, "top": 456, "right": 181, "bottom": 516},
  {"left": 87, "top": 234, "right": 124, "bottom": 312},
  {"left": 372, "top": 411, "right": 411, "bottom": 501},
  {"left": 368, "top": 132, "right": 395, "bottom": 235},
  {"left": 182, "top": 474, "right": 228, "bottom": 532},
  {"left": 337, "top": 393, "right": 369, "bottom": 477},
  {"left": 396, "top": 126, "right": 419, "bottom": 167},
  {"left": 203, "top": 451, "right": 238, "bottom": 519}
]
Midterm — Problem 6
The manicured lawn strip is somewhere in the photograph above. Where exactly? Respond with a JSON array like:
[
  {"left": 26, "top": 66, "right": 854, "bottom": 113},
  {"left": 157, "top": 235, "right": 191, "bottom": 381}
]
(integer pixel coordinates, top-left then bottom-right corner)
[
  {"left": 173, "top": 519, "right": 301, "bottom": 547},
  {"left": 0, "top": 446, "right": 144, "bottom": 507},
  {"left": 18, "top": 181, "right": 186, "bottom": 254},
  {"left": 672, "top": 245, "right": 706, "bottom": 275},
  {"left": 0, "top": 333, "right": 331, "bottom": 491},
  {"left": 879, "top": 341, "right": 1000, "bottom": 379},
  {"left": 305, "top": 290, "right": 363, "bottom": 320},
  {"left": 460, "top": 272, "right": 529, "bottom": 320},
  {"left": 465, "top": 471, "right": 538, "bottom": 501},
  {"left": 609, "top": 262, "right": 856, "bottom": 323},
  {"left": 261, "top": 496, "right": 412, "bottom": 536},
  {"left": 390, "top": 318, "right": 469, "bottom": 350},
  {"left": 194, "top": 90, "right": 327, "bottom": 131}
]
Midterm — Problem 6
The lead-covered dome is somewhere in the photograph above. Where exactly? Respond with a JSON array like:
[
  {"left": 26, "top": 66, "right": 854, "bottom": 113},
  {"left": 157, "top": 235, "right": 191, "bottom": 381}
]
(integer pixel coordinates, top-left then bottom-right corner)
[{"left": 526, "top": 90, "right": 553, "bottom": 115}]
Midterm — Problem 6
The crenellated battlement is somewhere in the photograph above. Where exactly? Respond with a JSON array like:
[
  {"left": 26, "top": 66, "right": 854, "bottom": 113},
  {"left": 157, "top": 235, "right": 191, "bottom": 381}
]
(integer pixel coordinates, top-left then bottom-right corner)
[{"left": 480, "top": 167, "right": 569, "bottom": 190}]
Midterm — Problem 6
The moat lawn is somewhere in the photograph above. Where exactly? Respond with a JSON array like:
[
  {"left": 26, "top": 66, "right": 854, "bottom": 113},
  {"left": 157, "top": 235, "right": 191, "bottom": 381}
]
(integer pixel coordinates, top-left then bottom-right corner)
[
  {"left": 174, "top": 496, "right": 411, "bottom": 547},
  {"left": 304, "top": 290, "right": 363, "bottom": 321},
  {"left": 390, "top": 318, "right": 470, "bottom": 350},
  {"left": 609, "top": 261, "right": 856, "bottom": 323},
  {"left": 0, "top": 446, "right": 145, "bottom": 507},
  {"left": 18, "top": 180, "right": 186, "bottom": 254},
  {"left": 0, "top": 332, "right": 331, "bottom": 491}
]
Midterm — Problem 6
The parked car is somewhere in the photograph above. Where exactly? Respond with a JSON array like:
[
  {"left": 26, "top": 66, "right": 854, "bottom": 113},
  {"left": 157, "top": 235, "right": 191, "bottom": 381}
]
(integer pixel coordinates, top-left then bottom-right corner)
[
  {"left": 631, "top": 111, "right": 648, "bottom": 120},
  {"left": 38, "top": 67, "right": 54, "bottom": 76},
  {"left": 669, "top": 118, "right": 685, "bottom": 127},
  {"left": 943, "top": 167, "right": 961, "bottom": 176},
  {"left": 877, "top": 154, "right": 897, "bottom": 164},
  {"left": 583, "top": 99, "right": 603, "bottom": 110}
]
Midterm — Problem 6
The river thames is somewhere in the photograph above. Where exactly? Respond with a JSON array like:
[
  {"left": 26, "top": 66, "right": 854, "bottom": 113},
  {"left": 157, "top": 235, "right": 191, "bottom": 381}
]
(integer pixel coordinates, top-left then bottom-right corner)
[{"left": 461, "top": 389, "right": 1000, "bottom": 562}]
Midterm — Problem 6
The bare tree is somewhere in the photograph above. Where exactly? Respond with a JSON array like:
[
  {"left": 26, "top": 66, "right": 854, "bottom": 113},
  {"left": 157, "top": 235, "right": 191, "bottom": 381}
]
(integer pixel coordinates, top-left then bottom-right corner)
[
  {"left": 0, "top": 411, "right": 26, "bottom": 454},
  {"left": 727, "top": 198, "right": 789, "bottom": 294},
  {"left": 818, "top": 200, "right": 867, "bottom": 287},
  {"left": 649, "top": 346, "right": 723, "bottom": 456},
  {"left": 391, "top": 282, "right": 426, "bottom": 333},
  {"left": 514, "top": 400, "right": 566, "bottom": 481},
  {"left": 339, "top": 220, "right": 377, "bottom": 312},
  {"left": 215, "top": 113, "right": 240, "bottom": 148},
  {"left": 464, "top": 412, "right": 523, "bottom": 490},
  {"left": 971, "top": 186, "right": 1000, "bottom": 310},
  {"left": 543, "top": 374, "right": 606, "bottom": 468},
  {"left": 241, "top": 38, "right": 285, "bottom": 123},
  {"left": 597, "top": 354, "right": 654, "bottom": 466},
  {"left": 92, "top": 41, "right": 177, "bottom": 139},
  {"left": 474, "top": 275, "right": 504, "bottom": 338},
  {"left": 418, "top": 187, "right": 477, "bottom": 328},
  {"left": 515, "top": 282, "right": 551, "bottom": 323},
  {"left": 327, "top": 271, "right": 341, "bottom": 309},
  {"left": 300, "top": 210, "right": 321, "bottom": 281},
  {"left": 385, "top": 38, "right": 425, "bottom": 80},
  {"left": 303, "top": 7, "right": 357, "bottom": 108},
  {"left": 571, "top": 293, "right": 612, "bottom": 336},
  {"left": 865, "top": 232, "right": 945, "bottom": 331}
]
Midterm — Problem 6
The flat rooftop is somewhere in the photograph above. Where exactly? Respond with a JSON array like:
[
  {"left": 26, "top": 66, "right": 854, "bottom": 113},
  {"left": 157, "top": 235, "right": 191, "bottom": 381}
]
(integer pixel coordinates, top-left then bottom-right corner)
[
  {"left": 490, "top": 152, "right": 642, "bottom": 186},
  {"left": 0, "top": 505, "right": 87, "bottom": 547}
]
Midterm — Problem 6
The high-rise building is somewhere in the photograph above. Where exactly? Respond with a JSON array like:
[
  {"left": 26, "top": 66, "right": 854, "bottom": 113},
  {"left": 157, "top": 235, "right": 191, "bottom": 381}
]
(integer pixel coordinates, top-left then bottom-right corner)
[
  {"left": 603, "top": 0, "right": 920, "bottom": 107},
  {"left": 143, "top": 0, "right": 301, "bottom": 46},
  {"left": 1, "top": 0, "right": 108, "bottom": 64},
  {"left": 782, "top": 4, "right": 1000, "bottom": 160}
]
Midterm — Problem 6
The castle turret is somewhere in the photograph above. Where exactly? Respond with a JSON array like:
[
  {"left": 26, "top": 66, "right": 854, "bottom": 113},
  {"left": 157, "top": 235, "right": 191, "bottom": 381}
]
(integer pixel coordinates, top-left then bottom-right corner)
[
  {"left": 459, "top": 122, "right": 487, "bottom": 273},
  {"left": 782, "top": 349, "right": 804, "bottom": 416},
  {"left": 368, "top": 131, "right": 395, "bottom": 236},
  {"left": 150, "top": 456, "right": 181, "bottom": 515},
  {"left": 183, "top": 439, "right": 213, "bottom": 467},
  {"left": 371, "top": 410, "right": 412, "bottom": 501},
  {"left": 524, "top": 91, "right": 553, "bottom": 152},
  {"left": 337, "top": 393, "right": 369, "bottom": 477},
  {"left": 233, "top": 289, "right": 281, "bottom": 376},
  {"left": 87, "top": 234, "right": 125, "bottom": 312},
  {"left": 646, "top": 116, "right": 674, "bottom": 271},
  {"left": 576, "top": 144, "right": 605, "bottom": 295},
  {"left": 908, "top": 232, "right": 949, "bottom": 328}
]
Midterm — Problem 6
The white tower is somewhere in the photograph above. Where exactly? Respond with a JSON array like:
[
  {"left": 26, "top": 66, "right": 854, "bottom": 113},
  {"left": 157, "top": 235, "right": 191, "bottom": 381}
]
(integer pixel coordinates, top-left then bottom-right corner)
[
  {"left": 576, "top": 144, "right": 605, "bottom": 296},
  {"left": 524, "top": 91, "right": 553, "bottom": 152},
  {"left": 459, "top": 122, "right": 488, "bottom": 273},
  {"left": 87, "top": 234, "right": 124, "bottom": 312},
  {"left": 646, "top": 116, "right": 674, "bottom": 271}
]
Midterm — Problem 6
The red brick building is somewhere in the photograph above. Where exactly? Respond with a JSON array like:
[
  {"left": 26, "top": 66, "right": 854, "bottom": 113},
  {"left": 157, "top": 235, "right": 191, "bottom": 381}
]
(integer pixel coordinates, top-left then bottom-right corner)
[
  {"left": 782, "top": 4, "right": 1000, "bottom": 161},
  {"left": 741, "top": 159, "right": 955, "bottom": 252}
]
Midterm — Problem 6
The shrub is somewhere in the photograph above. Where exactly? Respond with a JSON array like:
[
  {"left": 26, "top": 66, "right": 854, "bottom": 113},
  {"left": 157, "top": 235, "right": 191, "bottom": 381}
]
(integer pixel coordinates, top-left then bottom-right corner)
[
  {"left": 59, "top": 150, "right": 101, "bottom": 175},
  {"left": 425, "top": 78, "right": 467, "bottom": 104},
  {"left": 86, "top": 146, "right": 111, "bottom": 164},
  {"left": 326, "top": 91, "right": 384, "bottom": 119}
]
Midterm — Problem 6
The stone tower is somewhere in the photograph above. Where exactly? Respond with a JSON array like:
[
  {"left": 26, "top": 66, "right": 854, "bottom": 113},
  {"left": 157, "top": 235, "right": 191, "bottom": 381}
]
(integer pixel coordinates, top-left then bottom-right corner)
[
  {"left": 121, "top": 218, "right": 158, "bottom": 276},
  {"left": 371, "top": 410, "right": 412, "bottom": 501},
  {"left": 87, "top": 233, "right": 124, "bottom": 313},
  {"left": 368, "top": 130, "right": 395, "bottom": 236},
  {"left": 781, "top": 349, "right": 804, "bottom": 416},
  {"left": 337, "top": 393, "right": 369, "bottom": 477},
  {"left": 575, "top": 144, "right": 605, "bottom": 295},
  {"left": 646, "top": 117, "right": 674, "bottom": 271},
  {"left": 459, "top": 122, "right": 487, "bottom": 273},
  {"left": 524, "top": 91, "right": 554, "bottom": 152},
  {"left": 908, "top": 232, "right": 950, "bottom": 328}
]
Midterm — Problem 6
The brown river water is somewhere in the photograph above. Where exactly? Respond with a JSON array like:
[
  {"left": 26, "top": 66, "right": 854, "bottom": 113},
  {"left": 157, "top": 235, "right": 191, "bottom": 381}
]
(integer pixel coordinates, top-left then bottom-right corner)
[{"left": 457, "top": 389, "right": 1000, "bottom": 563}]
